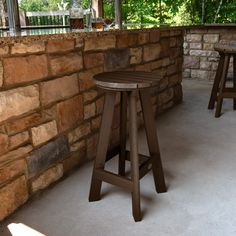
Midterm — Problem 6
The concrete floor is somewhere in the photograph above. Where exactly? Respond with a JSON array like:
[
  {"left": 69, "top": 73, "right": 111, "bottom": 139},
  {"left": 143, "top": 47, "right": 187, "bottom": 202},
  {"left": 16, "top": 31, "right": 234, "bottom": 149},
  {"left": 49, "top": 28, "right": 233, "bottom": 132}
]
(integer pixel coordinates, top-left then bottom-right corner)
[{"left": 2, "top": 79, "right": 236, "bottom": 236}]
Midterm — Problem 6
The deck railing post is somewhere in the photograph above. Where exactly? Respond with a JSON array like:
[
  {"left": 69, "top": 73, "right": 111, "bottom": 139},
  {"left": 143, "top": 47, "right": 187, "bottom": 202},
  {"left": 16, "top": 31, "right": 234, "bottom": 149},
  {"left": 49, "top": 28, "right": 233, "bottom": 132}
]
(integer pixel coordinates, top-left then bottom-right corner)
[{"left": 6, "top": 0, "right": 21, "bottom": 31}]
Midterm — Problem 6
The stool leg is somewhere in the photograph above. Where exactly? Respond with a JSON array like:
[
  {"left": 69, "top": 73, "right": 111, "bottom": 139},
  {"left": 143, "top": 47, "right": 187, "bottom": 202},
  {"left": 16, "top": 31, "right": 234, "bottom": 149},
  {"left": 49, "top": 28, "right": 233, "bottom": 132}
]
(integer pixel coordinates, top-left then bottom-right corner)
[
  {"left": 89, "top": 92, "right": 116, "bottom": 202},
  {"left": 215, "top": 55, "right": 230, "bottom": 118},
  {"left": 208, "top": 54, "right": 224, "bottom": 110},
  {"left": 119, "top": 91, "right": 127, "bottom": 176},
  {"left": 233, "top": 55, "right": 236, "bottom": 110},
  {"left": 129, "top": 91, "right": 142, "bottom": 222},
  {"left": 140, "top": 90, "right": 167, "bottom": 193}
]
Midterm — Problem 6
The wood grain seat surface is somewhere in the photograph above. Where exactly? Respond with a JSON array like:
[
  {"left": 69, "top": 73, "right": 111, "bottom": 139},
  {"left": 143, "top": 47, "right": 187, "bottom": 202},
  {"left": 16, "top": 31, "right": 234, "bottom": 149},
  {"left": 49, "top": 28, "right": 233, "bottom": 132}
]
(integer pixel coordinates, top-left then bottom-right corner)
[
  {"left": 93, "top": 71, "right": 162, "bottom": 91},
  {"left": 215, "top": 40, "right": 236, "bottom": 53}
]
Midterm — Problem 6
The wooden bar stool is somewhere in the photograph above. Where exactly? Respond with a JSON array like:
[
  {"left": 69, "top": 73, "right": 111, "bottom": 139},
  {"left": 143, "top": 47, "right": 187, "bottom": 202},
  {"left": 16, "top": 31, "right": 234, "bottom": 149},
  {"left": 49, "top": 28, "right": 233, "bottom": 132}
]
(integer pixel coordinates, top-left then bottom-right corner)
[
  {"left": 88, "top": 71, "right": 167, "bottom": 222},
  {"left": 208, "top": 40, "right": 236, "bottom": 117}
]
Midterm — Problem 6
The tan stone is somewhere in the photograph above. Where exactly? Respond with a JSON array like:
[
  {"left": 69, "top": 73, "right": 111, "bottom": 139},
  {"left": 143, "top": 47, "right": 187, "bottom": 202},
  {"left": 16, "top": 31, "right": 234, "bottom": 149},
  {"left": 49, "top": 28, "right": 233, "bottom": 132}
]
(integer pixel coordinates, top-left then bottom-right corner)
[
  {"left": 203, "top": 43, "right": 214, "bottom": 50},
  {"left": 84, "top": 35, "right": 116, "bottom": 51},
  {"left": 191, "top": 69, "right": 210, "bottom": 80},
  {"left": 158, "top": 88, "right": 174, "bottom": 105},
  {"left": 84, "top": 53, "right": 104, "bottom": 69},
  {"left": 186, "top": 34, "right": 202, "bottom": 42},
  {"left": 135, "top": 63, "right": 152, "bottom": 72},
  {"left": 0, "top": 85, "right": 40, "bottom": 123},
  {"left": 0, "top": 159, "right": 27, "bottom": 185},
  {"left": 91, "top": 116, "right": 101, "bottom": 130},
  {"left": 170, "top": 38, "right": 177, "bottom": 47},
  {"left": 143, "top": 44, "right": 161, "bottom": 62},
  {"left": 149, "top": 31, "right": 160, "bottom": 43},
  {"left": 130, "top": 47, "right": 142, "bottom": 64},
  {"left": 189, "top": 43, "right": 202, "bottom": 49},
  {"left": 70, "top": 140, "right": 86, "bottom": 152},
  {"left": 95, "top": 96, "right": 104, "bottom": 115},
  {"left": 6, "top": 113, "right": 47, "bottom": 135},
  {"left": 9, "top": 131, "right": 29, "bottom": 150},
  {"left": 0, "top": 46, "right": 9, "bottom": 55},
  {"left": 41, "top": 74, "right": 79, "bottom": 106},
  {"left": 68, "top": 122, "right": 91, "bottom": 143},
  {"left": 31, "top": 164, "right": 63, "bottom": 193},
  {"left": 50, "top": 52, "right": 83, "bottom": 76},
  {"left": 57, "top": 95, "right": 83, "bottom": 132},
  {"left": 11, "top": 42, "right": 45, "bottom": 54},
  {"left": 0, "top": 176, "right": 28, "bottom": 221},
  {"left": 47, "top": 39, "right": 74, "bottom": 53},
  {"left": 138, "top": 33, "right": 149, "bottom": 45},
  {"left": 168, "top": 74, "right": 182, "bottom": 86},
  {"left": 0, "top": 145, "right": 32, "bottom": 164},
  {"left": 75, "top": 38, "right": 84, "bottom": 48},
  {"left": 0, "top": 133, "right": 8, "bottom": 155},
  {"left": 203, "top": 34, "right": 219, "bottom": 43},
  {"left": 83, "top": 90, "right": 98, "bottom": 102},
  {"left": 63, "top": 147, "right": 86, "bottom": 173},
  {"left": 87, "top": 134, "right": 98, "bottom": 160},
  {"left": 31, "top": 120, "right": 58, "bottom": 146},
  {"left": 0, "top": 61, "right": 3, "bottom": 87},
  {"left": 117, "top": 33, "right": 138, "bottom": 48},
  {"left": 84, "top": 103, "right": 96, "bottom": 120},
  {"left": 78, "top": 66, "right": 103, "bottom": 91},
  {"left": 4, "top": 55, "right": 48, "bottom": 85}
]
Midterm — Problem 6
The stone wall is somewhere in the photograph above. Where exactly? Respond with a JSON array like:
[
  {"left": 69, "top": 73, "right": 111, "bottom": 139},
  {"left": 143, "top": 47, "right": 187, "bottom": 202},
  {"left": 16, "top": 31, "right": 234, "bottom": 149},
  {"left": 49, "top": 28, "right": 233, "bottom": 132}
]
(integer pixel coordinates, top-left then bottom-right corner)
[
  {"left": 0, "top": 28, "right": 183, "bottom": 221},
  {"left": 183, "top": 26, "right": 236, "bottom": 81}
]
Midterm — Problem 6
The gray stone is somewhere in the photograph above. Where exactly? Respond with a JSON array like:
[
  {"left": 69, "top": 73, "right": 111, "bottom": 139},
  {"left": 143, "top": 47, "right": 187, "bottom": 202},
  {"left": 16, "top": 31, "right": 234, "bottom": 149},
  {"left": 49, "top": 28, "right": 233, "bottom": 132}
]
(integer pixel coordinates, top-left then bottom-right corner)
[
  {"left": 27, "top": 136, "right": 69, "bottom": 177},
  {"left": 183, "top": 56, "right": 200, "bottom": 69},
  {"left": 189, "top": 50, "right": 219, "bottom": 57},
  {"left": 104, "top": 49, "right": 129, "bottom": 71}
]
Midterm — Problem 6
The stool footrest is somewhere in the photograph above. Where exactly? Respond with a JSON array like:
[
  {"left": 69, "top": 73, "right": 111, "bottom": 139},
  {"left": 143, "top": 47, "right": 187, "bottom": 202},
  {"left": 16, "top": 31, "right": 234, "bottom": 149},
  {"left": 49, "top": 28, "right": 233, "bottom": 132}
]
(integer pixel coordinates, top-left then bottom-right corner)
[{"left": 94, "top": 169, "right": 133, "bottom": 191}]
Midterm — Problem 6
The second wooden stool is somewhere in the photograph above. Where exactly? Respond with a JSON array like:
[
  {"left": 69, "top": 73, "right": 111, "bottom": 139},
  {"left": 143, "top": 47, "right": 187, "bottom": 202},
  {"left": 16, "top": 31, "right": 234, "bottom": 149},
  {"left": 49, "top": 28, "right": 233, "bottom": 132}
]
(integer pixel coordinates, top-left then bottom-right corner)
[
  {"left": 208, "top": 40, "right": 236, "bottom": 117},
  {"left": 88, "top": 71, "right": 166, "bottom": 222}
]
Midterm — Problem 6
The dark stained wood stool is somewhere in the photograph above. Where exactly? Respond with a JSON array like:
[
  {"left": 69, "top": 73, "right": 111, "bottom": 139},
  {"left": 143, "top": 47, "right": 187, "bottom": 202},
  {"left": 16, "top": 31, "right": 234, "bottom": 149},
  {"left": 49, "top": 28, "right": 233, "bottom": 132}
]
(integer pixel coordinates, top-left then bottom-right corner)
[
  {"left": 208, "top": 40, "right": 236, "bottom": 117},
  {"left": 88, "top": 71, "right": 167, "bottom": 222}
]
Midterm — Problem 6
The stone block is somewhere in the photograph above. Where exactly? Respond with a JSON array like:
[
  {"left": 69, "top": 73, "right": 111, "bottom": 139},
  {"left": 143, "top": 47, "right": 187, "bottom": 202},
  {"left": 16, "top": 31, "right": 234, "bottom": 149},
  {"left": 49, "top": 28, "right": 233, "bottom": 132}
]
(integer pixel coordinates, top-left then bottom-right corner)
[
  {"left": 57, "top": 95, "right": 83, "bottom": 132},
  {"left": 91, "top": 116, "right": 101, "bottom": 130},
  {"left": 84, "top": 103, "right": 96, "bottom": 120},
  {"left": 130, "top": 47, "right": 142, "bottom": 64},
  {"left": 0, "top": 133, "right": 8, "bottom": 155},
  {"left": 83, "top": 90, "right": 98, "bottom": 102},
  {"left": 9, "top": 131, "right": 29, "bottom": 150},
  {"left": 186, "top": 34, "right": 202, "bottom": 42},
  {"left": 191, "top": 69, "right": 210, "bottom": 80},
  {"left": 203, "top": 34, "right": 219, "bottom": 43},
  {"left": 189, "top": 43, "right": 202, "bottom": 49},
  {"left": 78, "top": 66, "right": 102, "bottom": 91},
  {"left": 50, "top": 52, "right": 83, "bottom": 76},
  {"left": 0, "top": 61, "right": 3, "bottom": 87},
  {"left": 138, "top": 33, "right": 149, "bottom": 45},
  {"left": 144, "top": 44, "right": 161, "bottom": 62},
  {"left": 68, "top": 122, "right": 91, "bottom": 143},
  {"left": 0, "top": 159, "right": 27, "bottom": 185},
  {"left": 183, "top": 69, "right": 191, "bottom": 78},
  {"left": 200, "top": 61, "right": 212, "bottom": 70},
  {"left": 84, "top": 53, "right": 104, "bottom": 69},
  {"left": 183, "top": 56, "right": 200, "bottom": 69},
  {"left": 96, "top": 96, "right": 104, "bottom": 114},
  {"left": 160, "top": 39, "right": 170, "bottom": 57},
  {"left": 0, "top": 46, "right": 9, "bottom": 55},
  {"left": 87, "top": 134, "right": 98, "bottom": 160},
  {"left": 11, "top": 42, "right": 45, "bottom": 54},
  {"left": 6, "top": 113, "right": 47, "bottom": 135},
  {"left": 117, "top": 33, "right": 138, "bottom": 48},
  {"left": 203, "top": 43, "right": 214, "bottom": 50},
  {"left": 168, "top": 74, "right": 182, "bottom": 87},
  {"left": 170, "top": 38, "right": 177, "bottom": 47},
  {"left": 158, "top": 88, "right": 174, "bottom": 105},
  {"left": 104, "top": 49, "right": 129, "bottom": 71},
  {"left": 70, "top": 140, "right": 86, "bottom": 152},
  {"left": 31, "top": 120, "right": 58, "bottom": 147},
  {"left": 41, "top": 74, "right": 79, "bottom": 106},
  {"left": 0, "top": 85, "right": 40, "bottom": 123},
  {"left": 0, "top": 145, "right": 32, "bottom": 164},
  {"left": 84, "top": 35, "right": 116, "bottom": 51},
  {"left": 63, "top": 146, "right": 86, "bottom": 173},
  {"left": 75, "top": 38, "right": 84, "bottom": 48},
  {"left": 0, "top": 176, "right": 28, "bottom": 221},
  {"left": 136, "top": 63, "right": 152, "bottom": 72},
  {"left": 27, "top": 136, "right": 69, "bottom": 177},
  {"left": 4, "top": 55, "right": 48, "bottom": 85},
  {"left": 189, "top": 50, "right": 219, "bottom": 57},
  {"left": 47, "top": 39, "right": 74, "bottom": 53},
  {"left": 150, "top": 31, "right": 160, "bottom": 43},
  {"left": 31, "top": 164, "right": 63, "bottom": 193}
]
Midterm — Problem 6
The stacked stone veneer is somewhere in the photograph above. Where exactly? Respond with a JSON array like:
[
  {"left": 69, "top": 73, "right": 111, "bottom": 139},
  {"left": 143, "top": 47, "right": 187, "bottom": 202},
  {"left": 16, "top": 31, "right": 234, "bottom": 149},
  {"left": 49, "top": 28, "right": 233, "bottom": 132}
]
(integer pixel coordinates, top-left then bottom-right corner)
[
  {"left": 183, "top": 26, "right": 236, "bottom": 80},
  {"left": 0, "top": 28, "right": 183, "bottom": 220}
]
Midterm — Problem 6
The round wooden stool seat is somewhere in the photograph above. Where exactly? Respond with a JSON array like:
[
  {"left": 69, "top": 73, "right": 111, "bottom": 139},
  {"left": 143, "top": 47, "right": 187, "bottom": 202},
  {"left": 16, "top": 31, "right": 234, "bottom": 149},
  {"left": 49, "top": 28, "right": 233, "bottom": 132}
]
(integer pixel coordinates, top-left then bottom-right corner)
[
  {"left": 214, "top": 40, "right": 236, "bottom": 54},
  {"left": 93, "top": 71, "right": 161, "bottom": 91}
]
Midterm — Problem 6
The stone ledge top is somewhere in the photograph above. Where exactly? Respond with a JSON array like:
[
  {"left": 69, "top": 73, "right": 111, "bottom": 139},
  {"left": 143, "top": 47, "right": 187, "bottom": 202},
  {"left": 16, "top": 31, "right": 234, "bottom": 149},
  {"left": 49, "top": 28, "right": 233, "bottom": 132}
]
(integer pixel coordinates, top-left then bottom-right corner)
[{"left": 0, "top": 26, "right": 183, "bottom": 45}]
